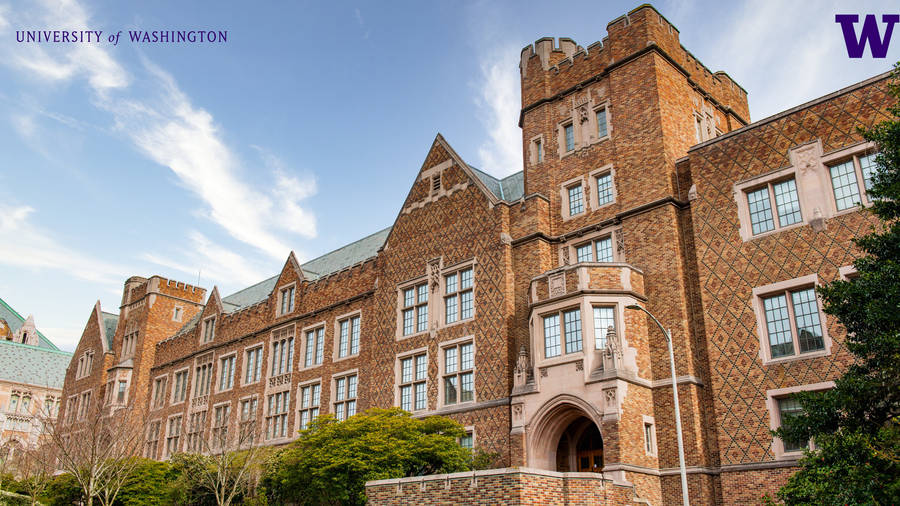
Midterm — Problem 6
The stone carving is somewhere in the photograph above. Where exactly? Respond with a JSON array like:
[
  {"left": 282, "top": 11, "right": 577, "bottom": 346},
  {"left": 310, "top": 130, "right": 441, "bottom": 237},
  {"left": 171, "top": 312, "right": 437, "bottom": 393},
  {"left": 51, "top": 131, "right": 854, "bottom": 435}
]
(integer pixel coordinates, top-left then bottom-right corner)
[
  {"left": 514, "top": 345, "right": 531, "bottom": 387},
  {"left": 549, "top": 273, "right": 566, "bottom": 298},
  {"left": 428, "top": 258, "right": 441, "bottom": 292},
  {"left": 579, "top": 105, "right": 590, "bottom": 124},
  {"left": 575, "top": 360, "right": 583, "bottom": 371},
  {"left": 615, "top": 228, "right": 625, "bottom": 255},
  {"left": 794, "top": 144, "right": 819, "bottom": 174},
  {"left": 540, "top": 367, "right": 548, "bottom": 378},
  {"left": 605, "top": 326, "right": 622, "bottom": 363},
  {"left": 688, "top": 184, "right": 698, "bottom": 201},
  {"left": 512, "top": 404, "right": 524, "bottom": 422},
  {"left": 810, "top": 207, "right": 827, "bottom": 232},
  {"left": 561, "top": 246, "right": 570, "bottom": 266},
  {"left": 604, "top": 388, "right": 617, "bottom": 408}
]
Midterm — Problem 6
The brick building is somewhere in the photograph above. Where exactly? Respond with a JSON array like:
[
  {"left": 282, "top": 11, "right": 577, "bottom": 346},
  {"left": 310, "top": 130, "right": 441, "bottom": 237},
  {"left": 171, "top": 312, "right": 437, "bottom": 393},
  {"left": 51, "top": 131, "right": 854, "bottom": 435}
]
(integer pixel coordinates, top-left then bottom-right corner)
[{"left": 57, "top": 4, "right": 893, "bottom": 504}]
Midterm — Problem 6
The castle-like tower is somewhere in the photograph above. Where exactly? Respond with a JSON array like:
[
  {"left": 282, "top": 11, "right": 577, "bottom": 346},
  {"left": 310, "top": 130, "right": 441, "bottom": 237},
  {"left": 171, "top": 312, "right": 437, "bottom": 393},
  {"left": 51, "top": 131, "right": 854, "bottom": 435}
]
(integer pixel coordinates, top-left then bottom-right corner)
[{"left": 58, "top": 5, "right": 893, "bottom": 504}]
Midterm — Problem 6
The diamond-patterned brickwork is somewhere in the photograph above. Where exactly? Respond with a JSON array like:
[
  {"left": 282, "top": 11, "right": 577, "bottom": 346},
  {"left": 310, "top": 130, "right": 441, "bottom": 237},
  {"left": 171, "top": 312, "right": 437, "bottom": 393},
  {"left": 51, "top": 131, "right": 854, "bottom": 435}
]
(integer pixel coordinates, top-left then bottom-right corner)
[{"left": 688, "top": 77, "right": 893, "bottom": 465}]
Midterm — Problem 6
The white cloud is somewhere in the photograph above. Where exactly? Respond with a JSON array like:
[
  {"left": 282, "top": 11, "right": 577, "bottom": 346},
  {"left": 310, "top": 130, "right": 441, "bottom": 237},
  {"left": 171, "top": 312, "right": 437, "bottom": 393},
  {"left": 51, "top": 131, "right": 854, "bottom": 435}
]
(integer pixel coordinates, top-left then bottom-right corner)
[
  {"left": 3, "top": 0, "right": 318, "bottom": 263},
  {"left": 474, "top": 45, "right": 522, "bottom": 176},
  {"left": 0, "top": 204, "right": 130, "bottom": 285},
  {"left": 11, "top": 114, "right": 36, "bottom": 138},
  {"left": 141, "top": 231, "right": 268, "bottom": 288}
]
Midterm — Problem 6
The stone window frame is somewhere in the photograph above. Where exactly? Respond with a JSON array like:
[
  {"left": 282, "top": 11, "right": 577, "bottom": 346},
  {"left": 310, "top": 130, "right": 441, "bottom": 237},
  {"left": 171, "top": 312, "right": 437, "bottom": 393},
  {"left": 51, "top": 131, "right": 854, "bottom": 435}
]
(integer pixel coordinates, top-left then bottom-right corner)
[
  {"left": 270, "top": 324, "right": 296, "bottom": 378},
  {"left": 752, "top": 274, "right": 832, "bottom": 366},
  {"left": 439, "top": 259, "right": 477, "bottom": 329},
  {"left": 238, "top": 394, "right": 259, "bottom": 439},
  {"left": 592, "top": 100, "right": 612, "bottom": 143},
  {"left": 559, "top": 175, "right": 588, "bottom": 221},
  {"left": 766, "top": 381, "right": 834, "bottom": 460},
  {"left": 561, "top": 227, "right": 624, "bottom": 266},
  {"left": 821, "top": 143, "right": 879, "bottom": 215},
  {"left": 64, "top": 395, "right": 77, "bottom": 425},
  {"left": 172, "top": 305, "right": 183, "bottom": 322},
  {"left": 191, "top": 353, "right": 215, "bottom": 401},
  {"left": 264, "top": 389, "right": 291, "bottom": 442},
  {"left": 459, "top": 424, "right": 476, "bottom": 451},
  {"left": 277, "top": 282, "right": 296, "bottom": 317},
  {"left": 200, "top": 315, "right": 216, "bottom": 344},
  {"left": 164, "top": 413, "right": 183, "bottom": 458},
  {"left": 217, "top": 351, "right": 237, "bottom": 394},
  {"left": 529, "top": 134, "right": 545, "bottom": 166},
  {"left": 642, "top": 414, "right": 657, "bottom": 457},
  {"left": 588, "top": 164, "right": 616, "bottom": 210},
  {"left": 242, "top": 343, "right": 264, "bottom": 386},
  {"left": 77, "top": 389, "right": 92, "bottom": 421},
  {"left": 395, "top": 346, "right": 429, "bottom": 413},
  {"left": 295, "top": 377, "right": 321, "bottom": 433},
  {"left": 333, "top": 309, "right": 362, "bottom": 362},
  {"left": 396, "top": 275, "right": 430, "bottom": 341},
  {"left": 75, "top": 350, "right": 94, "bottom": 379},
  {"left": 300, "top": 321, "right": 325, "bottom": 370},
  {"left": 114, "top": 375, "right": 131, "bottom": 406},
  {"left": 332, "top": 368, "right": 359, "bottom": 421},
  {"left": 171, "top": 367, "right": 190, "bottom": 406},
  {"left": 839, "top": 265, "right": 858, "bottom": 281},
  {"left": 437, "top": 335, "right": 476, "bottom": 409},
  {"left": 122, "top": 323, "right": 139, "bottom": 358},
  {"left": 558, "top": 119, "right": 576, "bottom": 157},
  {"left": 734, "top": 166, "right": 805, "bottom": 240},
  {"left": 211, "top": 400, "right": 232, "bottom": 449},
  {"left": 151, "top": 373, "right": 168, "bottom": 411},
  {"left": 145, "top": 419, "right": 162, "bottom": 459},
  {"left": 185, "top": 408, "right": 207, "bottom": 453},
  {"left": 539, "top": 304, "right": 584, "bottom": 360}
]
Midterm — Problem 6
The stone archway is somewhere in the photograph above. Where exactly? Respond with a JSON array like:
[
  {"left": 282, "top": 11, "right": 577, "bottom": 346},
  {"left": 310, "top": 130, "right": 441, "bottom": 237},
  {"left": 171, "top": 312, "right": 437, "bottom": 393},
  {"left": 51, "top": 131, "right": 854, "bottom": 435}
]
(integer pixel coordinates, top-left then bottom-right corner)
[{"left": 526, "top": 394, "right": 605, "bottom": 471}]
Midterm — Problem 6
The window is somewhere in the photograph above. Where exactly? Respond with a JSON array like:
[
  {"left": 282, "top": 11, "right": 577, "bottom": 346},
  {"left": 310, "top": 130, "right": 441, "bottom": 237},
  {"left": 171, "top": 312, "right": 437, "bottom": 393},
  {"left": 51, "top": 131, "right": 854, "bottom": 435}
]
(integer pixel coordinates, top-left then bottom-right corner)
[
  {"left": 460, "top": 431, "right": 474, "bottom": 450},
  {"left": 303, "top": 327, "right": 323, "bottom": 367},
  {"left": 279, "top": 285, "right": 295, "bottom": 315},
  {"left": 643, "top": 418, "right": 657, "bottom": 456},
  {"left": 202, "top": 317, "right": 216, "bottom": 343},
  {"left": 122, "top": 328, "right": 138, "bottom": 357},
  {"left": 173, "top": 370, "right": 189, "bottom": 403},
  {"left": 695, "top": 115, "right": 703, "bottom": 143},
  {"left": 574, "top": 236, "right": 613, "bottom": 263},
  {"left": 152, "top": 376, "right": 168, "bottom": 409},
  {"left": 266, "top": 391, "right": 290, "bottom": 440},
  {"left": 272, "top": 327, "right": 295, "bottom": 374},
  {"left": 536, "top": 138, "right": 543, "bottom": 163},
  {"left": 568, "top": 184, "right": 584, "bottom": 216},
  {"left": 8, "top": 393, "right": 18, "bottom": 412},
  {"left": 761, "top": 286, "right": 825, "bottom": 359},
  {"left": 401, "top": 283, "right": 428, "bottom": 336},
  {"left": 338, "top": 316, "right": 360, "bottom": 358},
  {"left": 219, "top": 355, "right": 235, "bottom": 391},
  {"left": 777, "top": 398, "right": 805, "bottom": 452},
  {"left": 194, "top": 361, "right": 213, "bottom": 398},
  {"left": 298, "top": 383, "right": 320, "bottom": 430},
  {"left": 146, "top": 421, "right": 161, "bottom": 459},
  {"left": 544, "top": 309, "right": 582, "bottom": 358},
  {"left": 596, "top": 107, "right": 608, "bottom": 138},
  {"left": 116, "top": 380, "right": 127, "bottom": 403},
  {"left": 828, "top": 152, "right": 879, "bottom": 210},
  {"left": 431, "top": 174, "right": 441, "bottom": 196},
  {"left": 166, "top": 416, "right": 182, "bottom": 456},
  {"left": 105, "top": 380, "right": 114, "bottom": 405},
  {"left": 333, "top": 374, "right": 357, "bottom": 421},
  {"left": 746, "top": 178, "right": 802, "bottom": 235},
  {"left": 173, "top": 306, "right": 182, "bottom": 322},
  {"left": 445, "top": 267, "right": 474, "bottom": 324},
  {"left": 564, "top": 123, "right": 575, "bottom": 152},
  {"left": 244, "top": 346, "right": 263, "bottom": 384},
  {"left": 65, "top": 396, "right": 76, "bottom": 425},
  {"left": 595, "top": 172, "right": 614, "bottom": 206},
  {"left": 77, "top": 391, "right": 91, "bottom": 420},
  {"left": 186, "top": 410, "right": 206, "bottom": 452},
  {"left": 44, "top": 396, "right": 58, "bottom": 417},
  {"left": 443, "top": 342, "right": 474, "bottom": 405},
  {"left": 593, "top": 306, "right": 616, "bottom": 349},
  {"left": 240, "top": 397, "right": 258, "bottom": 439},
  {"left": 399, "top": 353, "right": 427, "bottom": 412},
  {"left": 212, "top": 404, "right": 231, "bottom": 447},
  {"left": 76, "top": 351, "right": 94, "bottom": 379}
]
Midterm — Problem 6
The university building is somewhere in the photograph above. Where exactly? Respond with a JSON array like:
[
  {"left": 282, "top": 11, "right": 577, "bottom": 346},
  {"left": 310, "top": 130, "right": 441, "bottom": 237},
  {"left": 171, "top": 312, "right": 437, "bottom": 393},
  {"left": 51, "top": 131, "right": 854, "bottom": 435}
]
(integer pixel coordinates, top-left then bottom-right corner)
[{"left": 58, "top": 5, "right": 892, "bottom": 504}]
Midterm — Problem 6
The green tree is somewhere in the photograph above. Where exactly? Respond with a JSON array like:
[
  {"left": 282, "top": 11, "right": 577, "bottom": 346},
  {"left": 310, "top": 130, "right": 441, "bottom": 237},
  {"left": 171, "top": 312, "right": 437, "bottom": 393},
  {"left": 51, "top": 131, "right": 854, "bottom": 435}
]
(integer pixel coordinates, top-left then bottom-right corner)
[
  {"left": 262, "top": 408, "right": 472, "bottom": 506},
  {"left": 114, "top": 458, "right": 174, "bottom": 506},
  {"left": 773, "top": 65, "right": 900, "bottom": 505}
]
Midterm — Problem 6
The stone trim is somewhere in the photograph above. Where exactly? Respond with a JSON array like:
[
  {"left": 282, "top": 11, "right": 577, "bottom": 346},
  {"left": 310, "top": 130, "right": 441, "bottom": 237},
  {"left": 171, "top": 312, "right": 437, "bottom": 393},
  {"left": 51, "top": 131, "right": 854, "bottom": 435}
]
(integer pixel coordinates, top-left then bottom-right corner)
[
  {"left": 417, "top": 396, "right": 509, "bottom": 417},
  {"left": 366, "top": 466, "right": 619, "bottom": 487},
  {"left": 766, "top": 381, "right": 834, "bottom": 460},
  {"left": 649, "top": 374, "right": 704, "bottom": 388},
  {"left": 751, "top": 274, "right": 832, "bottom": 365}
]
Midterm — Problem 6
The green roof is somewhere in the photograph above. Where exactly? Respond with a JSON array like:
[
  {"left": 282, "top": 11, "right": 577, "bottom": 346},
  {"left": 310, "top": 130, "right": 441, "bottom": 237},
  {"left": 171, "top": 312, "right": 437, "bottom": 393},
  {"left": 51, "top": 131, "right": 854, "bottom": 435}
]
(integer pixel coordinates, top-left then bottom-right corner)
[
  {"left": 0, "top": 296, "right": 58, "bottom": 350},
  {"left": 469, "top": 167, "right": 524, "bottom": 202},
  {"left": 0, "top": 340, "right": 72, "bottom": 388},
  {"left": 101, "top": 311, "right": 119, "bottom": 349}
]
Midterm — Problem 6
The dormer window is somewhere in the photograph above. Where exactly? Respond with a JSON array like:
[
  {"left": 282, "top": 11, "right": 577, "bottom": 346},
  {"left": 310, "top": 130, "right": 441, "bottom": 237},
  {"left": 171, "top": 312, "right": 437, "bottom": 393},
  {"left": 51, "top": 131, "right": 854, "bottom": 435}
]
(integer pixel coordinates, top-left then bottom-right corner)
[
  {"left": 279, "top": 285, "right": 295, "bottom": 316},
  {"left": 202, "top": 316, "right": 216, "bottom": 343}
]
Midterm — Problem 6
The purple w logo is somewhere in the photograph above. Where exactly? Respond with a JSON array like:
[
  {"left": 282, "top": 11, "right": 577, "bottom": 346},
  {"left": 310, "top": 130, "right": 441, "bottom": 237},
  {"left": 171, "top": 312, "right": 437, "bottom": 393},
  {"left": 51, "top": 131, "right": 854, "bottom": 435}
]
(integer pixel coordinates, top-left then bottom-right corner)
[{"left": 836, "top": 14, "right": 900, "bottom": 58}]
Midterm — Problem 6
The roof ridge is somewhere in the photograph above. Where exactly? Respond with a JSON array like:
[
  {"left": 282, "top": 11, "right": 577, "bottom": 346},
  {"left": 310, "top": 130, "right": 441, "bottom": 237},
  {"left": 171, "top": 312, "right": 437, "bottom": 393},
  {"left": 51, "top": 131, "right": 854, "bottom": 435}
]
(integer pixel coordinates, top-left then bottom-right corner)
[
  {"left": 0, "top": 340, "right": 73, "bottom": 356},
  {"left": 0, "top": 296, "right": 56, "bottom": 350},
  {"left": 300, "top": 226, "right": 392, "bottom": 269},
  {"left": 222, "top": 275, "right": 279, "bottom": 301}
]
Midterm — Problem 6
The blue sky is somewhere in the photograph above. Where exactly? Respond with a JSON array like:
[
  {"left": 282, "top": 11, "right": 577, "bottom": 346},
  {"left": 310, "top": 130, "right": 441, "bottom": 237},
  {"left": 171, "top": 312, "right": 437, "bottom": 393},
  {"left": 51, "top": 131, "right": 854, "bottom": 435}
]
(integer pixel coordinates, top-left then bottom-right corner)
[{"left": 0, "top": 0, "right": 896, "bottom": 351}]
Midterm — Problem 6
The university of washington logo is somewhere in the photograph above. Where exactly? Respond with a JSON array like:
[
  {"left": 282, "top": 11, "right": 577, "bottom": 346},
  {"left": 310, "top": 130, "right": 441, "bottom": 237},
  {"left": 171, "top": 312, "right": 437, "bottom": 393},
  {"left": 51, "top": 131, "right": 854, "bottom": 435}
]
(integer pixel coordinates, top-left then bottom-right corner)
[{"left": 836, "top": 14, "right": 899, "bottom": 58}]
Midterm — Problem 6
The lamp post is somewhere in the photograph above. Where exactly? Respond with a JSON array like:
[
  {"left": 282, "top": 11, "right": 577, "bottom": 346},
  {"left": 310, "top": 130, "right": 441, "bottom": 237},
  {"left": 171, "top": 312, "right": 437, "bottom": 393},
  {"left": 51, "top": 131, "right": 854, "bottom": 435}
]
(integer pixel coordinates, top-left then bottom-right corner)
[{"left": 626, "top": 304, "right": 690, "bottom": 506}]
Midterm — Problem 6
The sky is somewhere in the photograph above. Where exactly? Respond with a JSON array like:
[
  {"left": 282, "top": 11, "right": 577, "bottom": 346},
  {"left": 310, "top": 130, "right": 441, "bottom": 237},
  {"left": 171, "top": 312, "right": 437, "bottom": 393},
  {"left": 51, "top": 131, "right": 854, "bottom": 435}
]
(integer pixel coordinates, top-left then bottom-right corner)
[{"left": 0, "top": 0, "right": 897, "bottom": 352}]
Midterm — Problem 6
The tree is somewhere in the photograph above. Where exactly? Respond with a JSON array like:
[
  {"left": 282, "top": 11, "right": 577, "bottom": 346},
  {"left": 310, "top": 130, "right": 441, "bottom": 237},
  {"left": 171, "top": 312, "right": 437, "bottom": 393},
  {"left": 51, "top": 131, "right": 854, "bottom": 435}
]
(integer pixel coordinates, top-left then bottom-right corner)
[
  {"left": 13, "top": 444, "right": 55, "bottom": 506},
  {"left": 773, "top": 64, "right": 900, "bottom": 504},
  {"left": 262, "top": 408, "right": 472, "bottom": 506},
  {"left": 43, "top": 399, "right": 148, "bottom": 506},
  {"left": 168, "top": 419, "right": 267, "bottom": 506}
]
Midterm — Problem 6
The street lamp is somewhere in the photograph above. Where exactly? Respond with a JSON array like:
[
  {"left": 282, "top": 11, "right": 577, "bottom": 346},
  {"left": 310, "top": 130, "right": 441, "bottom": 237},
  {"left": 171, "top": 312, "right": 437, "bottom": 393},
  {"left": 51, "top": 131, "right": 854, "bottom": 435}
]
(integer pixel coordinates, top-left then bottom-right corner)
[{"left": 626, "top": 304, "right": 690, "bottom": 506}]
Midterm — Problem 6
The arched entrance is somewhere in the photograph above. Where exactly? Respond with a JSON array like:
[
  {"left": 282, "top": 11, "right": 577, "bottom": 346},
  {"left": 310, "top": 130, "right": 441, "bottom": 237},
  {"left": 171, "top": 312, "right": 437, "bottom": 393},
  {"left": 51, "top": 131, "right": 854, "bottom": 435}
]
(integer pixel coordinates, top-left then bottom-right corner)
[
  {"left": 525, "top": 395, "right": 605, "bottom": 472},
  {"left": 554, "top": 417, "right": 603, "bottom": 472}
]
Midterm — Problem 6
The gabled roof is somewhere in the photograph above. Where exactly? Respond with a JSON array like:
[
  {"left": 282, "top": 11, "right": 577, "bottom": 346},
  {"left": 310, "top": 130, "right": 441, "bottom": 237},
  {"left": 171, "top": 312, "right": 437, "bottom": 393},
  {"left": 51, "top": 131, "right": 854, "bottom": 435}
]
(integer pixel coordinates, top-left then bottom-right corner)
[
  {"left": 469, "top": 167, "right": 525, "bottom": 202},
  {"left": 0, "top": 340, "right": 72, "bottom": 389},
  {"left": 0, "top": 296, "right": 58, "bottom": 350}
]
